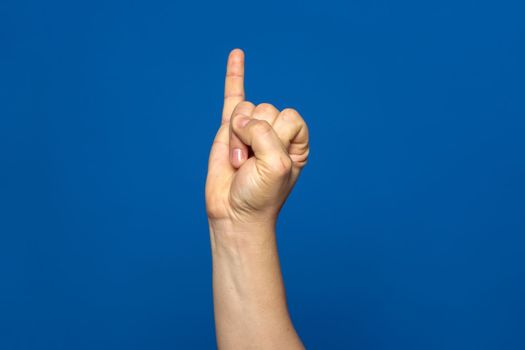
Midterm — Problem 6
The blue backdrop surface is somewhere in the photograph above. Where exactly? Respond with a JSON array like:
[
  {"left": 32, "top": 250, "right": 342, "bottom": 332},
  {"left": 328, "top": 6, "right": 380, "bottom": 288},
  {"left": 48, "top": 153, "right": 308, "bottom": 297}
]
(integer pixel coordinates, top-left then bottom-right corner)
[{"left": 1, "top": 0, "right": 524, "bottom": 349}]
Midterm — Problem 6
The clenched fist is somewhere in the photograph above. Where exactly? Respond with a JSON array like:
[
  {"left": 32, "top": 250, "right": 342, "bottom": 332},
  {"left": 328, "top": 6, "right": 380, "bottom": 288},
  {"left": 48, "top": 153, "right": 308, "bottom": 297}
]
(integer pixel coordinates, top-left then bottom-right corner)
[{"left": 205, "top": 49, "right": 310, "bottom": 229}]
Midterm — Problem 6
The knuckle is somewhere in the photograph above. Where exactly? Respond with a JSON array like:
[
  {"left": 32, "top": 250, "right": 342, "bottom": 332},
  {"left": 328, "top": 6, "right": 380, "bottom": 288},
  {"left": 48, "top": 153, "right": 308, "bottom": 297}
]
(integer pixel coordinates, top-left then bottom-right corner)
[
  {"left": 291, "top": 148, "right": 309, "bottom": 168},
  {"left": 205, "top": 203, "right": 220, "bottom": 219},
  {"left": 269, "top": 154, "right": 293, "bottom": 177},
  {"left": 251, "top": 120, "right": 273, "bottom": 135},
  {"left": 231, "top": 111, "right": 250, "bottom": 128},
  {"left": 255, "top": 103, "right": 277, "bottom": 114},
  {"left": 238, "top": 101, "right": 254, "bottom": 109},
  {"left": 205, "top": 194, "right": 222, "bottom": 219},
  {"left": 281, "top": 107, "right": 300, "bottom": 118},
  {"left": 230, "top": 112, "right": 240, "bottom": 125},
  {"left": 232, "top": 101, "right": 254, "bottom": 115},
  {"left": 280, "top": 108, "right": 304, "bottom": 124},
  {"left": 230, "top": 111, "right": 239, "bottom": 120}
]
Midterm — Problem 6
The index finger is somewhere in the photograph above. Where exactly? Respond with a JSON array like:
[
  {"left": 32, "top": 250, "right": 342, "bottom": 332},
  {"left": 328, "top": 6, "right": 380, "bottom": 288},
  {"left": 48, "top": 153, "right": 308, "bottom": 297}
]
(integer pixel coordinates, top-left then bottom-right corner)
[{"left": 221, "top": 49, "right": 245, "bottom": 124}]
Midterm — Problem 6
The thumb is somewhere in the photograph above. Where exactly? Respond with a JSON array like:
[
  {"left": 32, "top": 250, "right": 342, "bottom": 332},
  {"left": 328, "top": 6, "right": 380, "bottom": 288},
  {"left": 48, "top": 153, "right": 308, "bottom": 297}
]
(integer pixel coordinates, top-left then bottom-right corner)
[{"left": 231, "top": 113, "right": 293, "bottom": 177}]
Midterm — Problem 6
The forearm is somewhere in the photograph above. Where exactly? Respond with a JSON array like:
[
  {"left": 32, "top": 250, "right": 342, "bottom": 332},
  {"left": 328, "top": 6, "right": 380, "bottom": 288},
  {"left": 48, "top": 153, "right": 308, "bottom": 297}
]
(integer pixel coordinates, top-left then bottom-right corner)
[{"left": 209, "top": 220, "right": 304, "bottom": 350}]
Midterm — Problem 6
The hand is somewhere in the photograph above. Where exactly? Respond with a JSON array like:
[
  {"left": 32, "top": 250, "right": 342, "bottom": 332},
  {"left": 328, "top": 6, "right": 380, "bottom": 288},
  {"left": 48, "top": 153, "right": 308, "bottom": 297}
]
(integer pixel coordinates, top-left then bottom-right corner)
[
  {"left": 205, "top": 49, "right": 309, "bottom": 229},
  {"left": 207, "top": 50, "right": 307, "bottom": 350}
]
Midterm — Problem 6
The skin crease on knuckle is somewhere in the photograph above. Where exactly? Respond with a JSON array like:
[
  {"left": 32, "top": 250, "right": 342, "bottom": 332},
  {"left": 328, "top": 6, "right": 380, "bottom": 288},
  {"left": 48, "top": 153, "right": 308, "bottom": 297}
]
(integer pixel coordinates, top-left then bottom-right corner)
[
  {"left": 274, "top": 154, "right": 293, "bottom": 177},
  {"left": 281, "top": 109, "right": 307, "bottom": 137},
  {"left": 261, "top": 154, "right": 293, "bottom": 179},
  {"left": 250, "top": 119, "right": 273, "bottom": 136},
  {"left": 231, "top": 112, "right": 250, "bottom": 131},
  {"left": 291, "top": 149, "right": 309, "bottom": 168},
  {"left": 280, "top": 109, "right": 309, "bottom": 158}
]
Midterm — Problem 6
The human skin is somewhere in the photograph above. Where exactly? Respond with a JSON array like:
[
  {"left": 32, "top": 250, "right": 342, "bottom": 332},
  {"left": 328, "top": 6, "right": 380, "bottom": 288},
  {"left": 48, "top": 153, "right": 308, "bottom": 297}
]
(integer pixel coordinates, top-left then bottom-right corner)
[{"left": 205, "top": 49, "right": 309, "bottom": 349}]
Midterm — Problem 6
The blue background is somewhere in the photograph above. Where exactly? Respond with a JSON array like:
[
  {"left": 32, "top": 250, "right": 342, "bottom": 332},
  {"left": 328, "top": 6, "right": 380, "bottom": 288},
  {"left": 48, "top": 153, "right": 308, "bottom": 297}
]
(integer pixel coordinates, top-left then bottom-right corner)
[{"left": 1, "top": 0, "right": 524, "bottom": 349}]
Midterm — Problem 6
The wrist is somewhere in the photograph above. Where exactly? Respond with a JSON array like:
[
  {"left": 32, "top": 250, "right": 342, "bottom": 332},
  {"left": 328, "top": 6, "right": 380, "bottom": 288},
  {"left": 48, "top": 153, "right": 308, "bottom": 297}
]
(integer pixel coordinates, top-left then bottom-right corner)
[{"left": 208, "top": 218, "right": 277, "bottom": 253}]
